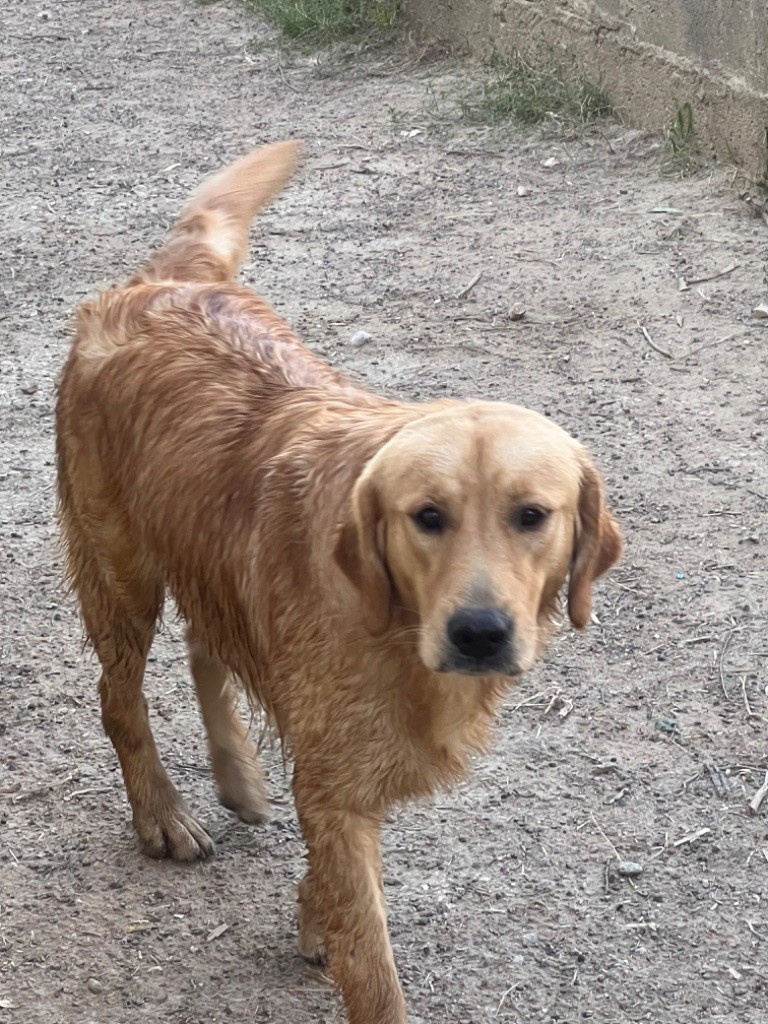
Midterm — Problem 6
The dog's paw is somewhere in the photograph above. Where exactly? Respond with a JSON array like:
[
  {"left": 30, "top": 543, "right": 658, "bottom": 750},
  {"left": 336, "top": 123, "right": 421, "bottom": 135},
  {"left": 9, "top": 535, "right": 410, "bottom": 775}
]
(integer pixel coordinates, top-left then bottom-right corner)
[
  {"left": 213, "top": 749, "right": 270, "bottom": 826},
  {"left": 135, "top": 806, "right": 215, "bottom": 862},
  {"left": 221, "top": 795, "right": 271, "bottom": 826},
  {"left": 298, "top": 928, "right": 327, "bottom": 967},
  {"left": 298, "top": 877, "right": 326, "bottom": 965}
]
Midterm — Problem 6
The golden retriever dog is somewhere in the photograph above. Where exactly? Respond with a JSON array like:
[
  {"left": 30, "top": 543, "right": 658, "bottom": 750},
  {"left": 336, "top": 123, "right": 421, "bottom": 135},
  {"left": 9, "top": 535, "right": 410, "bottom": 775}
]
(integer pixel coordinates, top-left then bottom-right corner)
[{"left": 56, "top": 141, "right": 622, "bottom": 1024}]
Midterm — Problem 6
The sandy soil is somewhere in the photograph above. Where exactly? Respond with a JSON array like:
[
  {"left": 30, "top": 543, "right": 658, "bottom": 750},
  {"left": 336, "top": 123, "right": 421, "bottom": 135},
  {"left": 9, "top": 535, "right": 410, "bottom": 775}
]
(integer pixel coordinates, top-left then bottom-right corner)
[{"left": 1, "top": 2, "right": 767, "bottom": 1022}]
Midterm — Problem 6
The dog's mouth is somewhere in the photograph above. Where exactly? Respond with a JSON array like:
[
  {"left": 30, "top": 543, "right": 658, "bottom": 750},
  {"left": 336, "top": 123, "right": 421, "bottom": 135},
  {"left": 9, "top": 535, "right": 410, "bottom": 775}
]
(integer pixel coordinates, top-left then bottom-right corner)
[{"left": 433, "top": 651, "right": 522, "bottom": 678}]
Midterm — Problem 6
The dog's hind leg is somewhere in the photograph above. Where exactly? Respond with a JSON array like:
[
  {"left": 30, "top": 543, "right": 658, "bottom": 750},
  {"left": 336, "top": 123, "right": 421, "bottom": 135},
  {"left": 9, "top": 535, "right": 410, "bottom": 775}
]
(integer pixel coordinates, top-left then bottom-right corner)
[
  {"left": 188, "top": 630, "right": 270, "bottom": 825},
  {"left": 67, "top": 511, "right": 214, "bottom": 862}
]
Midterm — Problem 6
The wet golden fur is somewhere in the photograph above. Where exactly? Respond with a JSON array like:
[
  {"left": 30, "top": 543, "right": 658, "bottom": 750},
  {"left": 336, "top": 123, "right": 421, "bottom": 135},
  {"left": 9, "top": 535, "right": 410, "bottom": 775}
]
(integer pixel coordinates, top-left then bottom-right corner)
[{"left": 56, "top": 142, "right": 622, "bottom": 1024}]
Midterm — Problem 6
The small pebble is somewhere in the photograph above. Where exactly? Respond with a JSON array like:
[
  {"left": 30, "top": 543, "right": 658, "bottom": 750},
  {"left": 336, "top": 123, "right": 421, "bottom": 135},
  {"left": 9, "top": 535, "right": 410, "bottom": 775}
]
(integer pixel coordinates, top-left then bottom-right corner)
[
  {"left": 656, "top": 717, "right": 678, "bottom": 734},
  {"left": 516, "top": 185, "right": 531, "bottom": 197},
  {"left": 507, "top": 304, "right": 526, "bottom": 321},
  {"left": 87, "top": 978, "right": 104, "bottom": 994},
  {"left": 349, "top": 330, "right": 373, "bottom": 348},
  {"left": 617, "top": 861, "right": 643, "bottom": 877}
]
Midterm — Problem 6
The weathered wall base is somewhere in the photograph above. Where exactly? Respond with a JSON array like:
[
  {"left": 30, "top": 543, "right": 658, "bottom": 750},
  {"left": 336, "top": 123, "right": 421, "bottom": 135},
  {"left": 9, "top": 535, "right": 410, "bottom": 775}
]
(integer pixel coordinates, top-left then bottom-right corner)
[{"left": 406, "top": 0, "right": 768, "bottom": 179}]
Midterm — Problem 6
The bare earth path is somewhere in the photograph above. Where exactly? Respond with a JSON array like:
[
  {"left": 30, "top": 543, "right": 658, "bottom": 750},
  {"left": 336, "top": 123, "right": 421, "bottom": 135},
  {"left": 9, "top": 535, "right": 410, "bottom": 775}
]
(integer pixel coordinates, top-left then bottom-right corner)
[{"left": 1, "top": 2, "right": 767, "bottom": 1022}]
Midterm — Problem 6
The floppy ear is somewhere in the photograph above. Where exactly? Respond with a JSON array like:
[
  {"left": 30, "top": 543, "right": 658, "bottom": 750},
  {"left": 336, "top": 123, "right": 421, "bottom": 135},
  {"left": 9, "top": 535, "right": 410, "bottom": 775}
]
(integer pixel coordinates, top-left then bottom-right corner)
[
  {"left": 333, "top": 465, "right": 392, "bottom": 636},
  {"left": 568, "top": 458, "right": 623, "bottom": 629}
]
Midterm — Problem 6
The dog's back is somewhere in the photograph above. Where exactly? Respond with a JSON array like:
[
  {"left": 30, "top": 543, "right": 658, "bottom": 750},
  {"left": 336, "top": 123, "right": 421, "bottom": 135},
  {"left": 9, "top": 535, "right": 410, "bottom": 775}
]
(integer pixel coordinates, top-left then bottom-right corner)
[
  {"left": 56, "top": 142, "right": 359, "bottom": 687},
  {"left": 56, "top": 143, "right": 365, "bottom": 868}
]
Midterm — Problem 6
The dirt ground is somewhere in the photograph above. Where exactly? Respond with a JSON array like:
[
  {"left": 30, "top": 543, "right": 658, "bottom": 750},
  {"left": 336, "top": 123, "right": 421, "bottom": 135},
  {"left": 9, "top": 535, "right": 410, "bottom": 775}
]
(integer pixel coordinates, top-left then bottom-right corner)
[{"left": 2, "top": 2, "right": 767, "bottom": 1022}]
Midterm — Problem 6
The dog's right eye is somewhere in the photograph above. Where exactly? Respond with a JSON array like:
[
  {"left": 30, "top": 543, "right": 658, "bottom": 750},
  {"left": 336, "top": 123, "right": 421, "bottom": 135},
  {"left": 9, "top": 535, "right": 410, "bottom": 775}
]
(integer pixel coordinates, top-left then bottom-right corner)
[{"left": 413, "top": 506, "right": 445, "bottom": 534}]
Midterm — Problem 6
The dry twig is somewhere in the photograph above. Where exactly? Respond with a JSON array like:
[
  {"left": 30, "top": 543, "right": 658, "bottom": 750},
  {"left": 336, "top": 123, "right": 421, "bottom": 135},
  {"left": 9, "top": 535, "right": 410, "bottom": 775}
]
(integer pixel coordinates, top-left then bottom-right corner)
[
  {"left": 719, "top": 627, "right": 738, "bottom": 700},
  {"left": 10, "top": 773, "right": 74, "bottom": 803},
  {"left": 456, "top": 271, "right": 482, "bottom": 299},
  {"left": 686, "top": 333, "right": 737, "bottom": 358},
  {"left": 672, "top": 827, "right": 711, "bottom": 848},
  {"left": 748, "top": 771, "right": 768, "bottom": 815},
  {"left": 741, "top": 676, "right": 755, "bottom": 719},
  {"left": 639, "top": 324, "right": 672, "bottom": 358},
  {"left": 683, "top": 262, "right": 740, "bottom": 286},
  {"left": 590, "top": 813, "right": 622, "bottom": 860}
]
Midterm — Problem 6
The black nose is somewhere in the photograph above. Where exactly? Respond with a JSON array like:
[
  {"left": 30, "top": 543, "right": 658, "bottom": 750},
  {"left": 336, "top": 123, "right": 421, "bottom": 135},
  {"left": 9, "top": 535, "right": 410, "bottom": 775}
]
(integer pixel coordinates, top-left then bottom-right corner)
[{"left": 446, "top": 608, "right": 513, "bottom": 662}]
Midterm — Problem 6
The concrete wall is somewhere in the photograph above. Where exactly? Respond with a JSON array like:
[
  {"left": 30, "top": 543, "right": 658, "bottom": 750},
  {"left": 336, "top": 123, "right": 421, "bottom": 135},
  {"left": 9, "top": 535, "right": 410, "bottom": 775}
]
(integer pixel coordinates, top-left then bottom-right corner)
[{"left": 405, "top": 0, "right": 768, "bottom": 178}]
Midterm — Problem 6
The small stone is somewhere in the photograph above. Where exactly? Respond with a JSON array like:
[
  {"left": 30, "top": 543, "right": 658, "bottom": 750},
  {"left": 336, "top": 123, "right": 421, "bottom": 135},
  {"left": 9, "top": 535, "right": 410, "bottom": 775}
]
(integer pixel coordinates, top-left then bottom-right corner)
[
  {"left": 349, "top": 330, "right": 373, "bottom": 348},
  {"left": 656, "top": 717, "right": 678, "bottom": 734},
  {"left": 541, "top": 156, "right": 559, "bottom": 168},
  {"left": 87, "top": 978, "right": 104, "bottom": 994},
  {"left": 617, "top": 861, "right": 643, "bottom": 877},
  {"left": 751, "top": 303, "right": 768, "bottom": 319},
  {"left": 516, "top": 185, "right": 531, "bottom": 197},
  {"left": 507, "top": 304, "right": 526, "bottom": 321}
]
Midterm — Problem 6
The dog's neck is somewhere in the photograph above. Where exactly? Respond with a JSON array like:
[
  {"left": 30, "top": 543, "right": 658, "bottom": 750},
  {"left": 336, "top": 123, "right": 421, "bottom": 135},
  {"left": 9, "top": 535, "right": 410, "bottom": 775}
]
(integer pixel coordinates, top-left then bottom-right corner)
[{"left": 349, "top": 628, "right": 514, "bottom": 802}]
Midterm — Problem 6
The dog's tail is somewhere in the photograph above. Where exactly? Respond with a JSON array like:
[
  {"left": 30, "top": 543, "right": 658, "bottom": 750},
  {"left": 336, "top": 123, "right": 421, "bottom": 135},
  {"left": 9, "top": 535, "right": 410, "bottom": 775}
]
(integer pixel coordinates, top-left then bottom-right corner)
[{"left": 133, "top": 141, "right": 302, "bottom": 285}]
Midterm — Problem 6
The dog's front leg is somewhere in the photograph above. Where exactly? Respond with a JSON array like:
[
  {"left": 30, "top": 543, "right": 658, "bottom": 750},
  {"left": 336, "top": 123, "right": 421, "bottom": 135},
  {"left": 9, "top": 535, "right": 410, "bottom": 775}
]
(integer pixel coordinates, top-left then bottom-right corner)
[{"left": 294, "top": 781, "right": 407, "bottom": 1024}]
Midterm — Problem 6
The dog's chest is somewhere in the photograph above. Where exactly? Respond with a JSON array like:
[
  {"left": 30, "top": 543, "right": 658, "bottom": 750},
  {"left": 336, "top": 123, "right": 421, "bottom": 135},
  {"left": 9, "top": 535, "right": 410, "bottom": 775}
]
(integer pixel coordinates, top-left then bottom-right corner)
[{"left": 373, "top": 677, "right": 501, "bottom": 805}]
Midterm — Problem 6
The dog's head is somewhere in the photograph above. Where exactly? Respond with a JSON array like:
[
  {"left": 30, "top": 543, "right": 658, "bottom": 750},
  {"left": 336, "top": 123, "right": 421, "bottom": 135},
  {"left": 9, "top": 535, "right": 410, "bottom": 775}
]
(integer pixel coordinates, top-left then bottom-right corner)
[{"left": 335, "top": 402, "right": 622, "bottom": 677}]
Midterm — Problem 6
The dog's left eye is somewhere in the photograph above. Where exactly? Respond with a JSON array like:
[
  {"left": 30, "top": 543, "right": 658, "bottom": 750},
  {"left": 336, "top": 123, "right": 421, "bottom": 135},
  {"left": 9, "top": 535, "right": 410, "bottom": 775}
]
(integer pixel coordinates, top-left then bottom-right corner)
[
  {"left": 413, "top": 506, "right": 445, "bottom": 533},
  {"left": 515, "top": 506, "right": 549, "bottom": 531}
]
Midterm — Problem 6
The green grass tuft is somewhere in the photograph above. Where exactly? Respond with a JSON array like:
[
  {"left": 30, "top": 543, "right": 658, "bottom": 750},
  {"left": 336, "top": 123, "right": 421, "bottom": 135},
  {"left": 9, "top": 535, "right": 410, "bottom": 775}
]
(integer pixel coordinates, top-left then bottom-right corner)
[
  {"left": 660, "top": 102, "right": 701, "bottom": 177},
  {"left": 242, "top": 0, "right": 400, "bottom": 45},
  {"left": 458, "top": 53, "right": 612, "bottom": 130}
]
